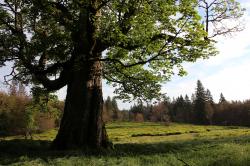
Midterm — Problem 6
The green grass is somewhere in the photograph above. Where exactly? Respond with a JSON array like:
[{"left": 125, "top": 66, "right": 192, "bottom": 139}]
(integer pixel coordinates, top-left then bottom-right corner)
[{"left": 1, "top": 122, "right": 250, "bottom": 165}]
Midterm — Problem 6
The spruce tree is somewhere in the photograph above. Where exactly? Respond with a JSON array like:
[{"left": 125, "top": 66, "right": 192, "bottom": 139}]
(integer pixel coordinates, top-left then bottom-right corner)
[
  {"left": 194, "top": 80, "right": 207, "bottom": 124},
  {"left": 104, "top": 96, "right": 113, "bottom": 120},
  {"left": 206, "top": 89, "right": 214, "bottom": 104},
  {"left": 172, "top": 95, "right": 185, "bottom": 122},
  {"left": 205, "top": 89, "right": 214, "bottom": 124},
  {"left": 111, "top": 97, "right": 119, "bottom": 120},
  {"left": 219, "top": 93, "right": 227, "bottom": 104},
  {"left": 191, "top": 93, "right": 196, "bottom": 104},
  {"left": 184, "top": 95, "right": 191, "bottom": 104},
  {"left": 184, "top": 95, "right": 193, "bottom": 123}
]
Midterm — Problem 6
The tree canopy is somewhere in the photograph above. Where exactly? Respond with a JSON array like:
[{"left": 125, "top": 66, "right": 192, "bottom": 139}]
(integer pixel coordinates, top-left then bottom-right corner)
[{"left": 0, "top": 0, "right": 244, "bottom": 102}]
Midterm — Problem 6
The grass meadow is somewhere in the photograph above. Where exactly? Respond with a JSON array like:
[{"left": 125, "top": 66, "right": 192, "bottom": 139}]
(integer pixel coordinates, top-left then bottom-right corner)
[{"left": 1, "top": 122, "right": 250, "bottom": 165}]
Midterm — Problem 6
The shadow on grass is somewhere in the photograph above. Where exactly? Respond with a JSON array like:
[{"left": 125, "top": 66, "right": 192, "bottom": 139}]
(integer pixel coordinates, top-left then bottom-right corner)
[{"left": 1, "top": 135, "right": 250, "bottom": 165}]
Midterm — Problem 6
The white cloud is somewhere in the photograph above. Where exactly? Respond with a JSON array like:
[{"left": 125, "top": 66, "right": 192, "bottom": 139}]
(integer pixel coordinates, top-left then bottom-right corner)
[
  {"left": 242, "top": 1, "right": 250, "bottom": 9},
  {"left": 203, "top": 60, "right": 250, "bottom": 102}
]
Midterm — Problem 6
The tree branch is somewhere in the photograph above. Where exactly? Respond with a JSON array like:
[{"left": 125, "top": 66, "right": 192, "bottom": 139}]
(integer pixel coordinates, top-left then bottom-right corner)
[
  {"left": 35, "top": 68, "right": 69, "bottom": 91},
  {"left": 96, "top": 0, "right": 112, "bottom": 10}
]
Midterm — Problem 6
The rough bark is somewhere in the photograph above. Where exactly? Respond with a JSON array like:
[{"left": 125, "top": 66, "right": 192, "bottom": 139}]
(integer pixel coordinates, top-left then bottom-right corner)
[{"left": 51, "top": 60, "right": 109, "bottom": 150}]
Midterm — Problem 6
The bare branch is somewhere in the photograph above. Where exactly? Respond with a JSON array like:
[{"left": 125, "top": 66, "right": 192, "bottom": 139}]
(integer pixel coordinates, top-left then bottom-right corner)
[
  {"left": 4, "top": 65, "right": 16, "bottom": 85},
  {"left": 96, "top": 0, "right": 112, "bottom": 10},
  {"left": 0, "top": 57, "right": 19, "bottom": 62},
  {"left": 4, "top": 1, "right": 16, "bottom": 14}
]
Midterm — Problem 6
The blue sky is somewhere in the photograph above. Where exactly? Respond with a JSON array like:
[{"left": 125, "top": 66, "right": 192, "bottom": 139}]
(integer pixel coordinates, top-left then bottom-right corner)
[{"left": 1, "top": 0, "right": 250, "bottom": 110}]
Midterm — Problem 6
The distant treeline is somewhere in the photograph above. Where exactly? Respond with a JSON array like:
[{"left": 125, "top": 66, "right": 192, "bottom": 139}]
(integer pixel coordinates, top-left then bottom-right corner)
[
  {"left": 103, "top": 80, "right": 250, "bottom": 127},
  {"left": 1, "top": 79, "right": 250, "bottom": 137}
]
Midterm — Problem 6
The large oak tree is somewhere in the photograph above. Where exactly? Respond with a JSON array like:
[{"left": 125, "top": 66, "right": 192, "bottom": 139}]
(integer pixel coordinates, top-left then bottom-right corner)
[{"left": 0, "top": 0, "right": 244, "bottom": 150}]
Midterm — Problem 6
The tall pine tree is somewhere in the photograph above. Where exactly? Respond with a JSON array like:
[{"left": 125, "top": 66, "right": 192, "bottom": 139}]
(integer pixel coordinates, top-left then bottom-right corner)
[
  {"left": 194, "top": 80, "right": 207, "bottom": 124},
  {"left": 205, "top": 89, "right": 214, "bottom": 124},
  {"left": 111, "top": 98, "right": 119, "bottom": 120},
  {"left": 219, "top": 93, "right": 227, "bottom": 104},
  {"left": 206, "top": 89, "right": 214, "bottom": 104},
  {"left": 184, "top": 95, "right": 193, "bottom": 123}
]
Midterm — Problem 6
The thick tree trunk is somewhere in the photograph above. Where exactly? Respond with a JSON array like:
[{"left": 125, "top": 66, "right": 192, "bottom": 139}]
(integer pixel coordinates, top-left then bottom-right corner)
[{"left": 51, "top": 60, "right": 109, "bottom": 150}]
